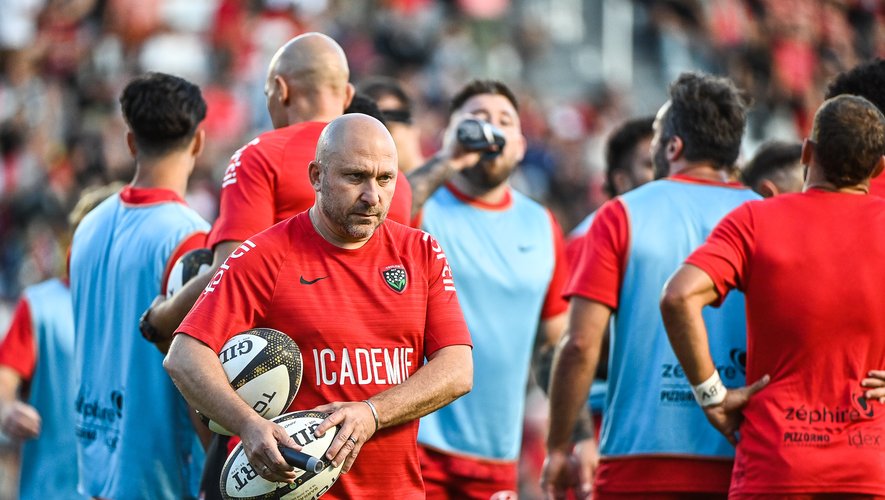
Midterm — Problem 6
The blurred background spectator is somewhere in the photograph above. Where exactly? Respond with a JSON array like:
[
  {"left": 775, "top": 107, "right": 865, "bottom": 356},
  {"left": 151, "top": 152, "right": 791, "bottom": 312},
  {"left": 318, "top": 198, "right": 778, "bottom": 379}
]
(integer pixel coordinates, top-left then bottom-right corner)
[{"left": 0, "top": 1, "right": 882, "bottom": 497}]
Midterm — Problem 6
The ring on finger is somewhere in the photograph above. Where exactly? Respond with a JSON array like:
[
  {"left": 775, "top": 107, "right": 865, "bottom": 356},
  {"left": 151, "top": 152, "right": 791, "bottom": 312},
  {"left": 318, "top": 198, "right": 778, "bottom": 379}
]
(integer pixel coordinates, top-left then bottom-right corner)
[
  {"left": 347, "top": 436, "right": 357, "bottom": 445},
  {"left": 262, "top": 465, "right": 270, "bottom": 474}
]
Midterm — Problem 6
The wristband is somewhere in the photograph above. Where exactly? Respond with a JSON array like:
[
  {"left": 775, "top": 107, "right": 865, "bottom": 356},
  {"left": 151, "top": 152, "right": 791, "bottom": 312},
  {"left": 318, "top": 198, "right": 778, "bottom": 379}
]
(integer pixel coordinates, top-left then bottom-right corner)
[
  {"left": 692, "top": 370, "right": 727, "bottom": 407},
  {"left": 138, "top": 307, "right": 161, "bottom": 343},
  {"left": 363, "top": 399, "right": 380, "bottom": 432}
]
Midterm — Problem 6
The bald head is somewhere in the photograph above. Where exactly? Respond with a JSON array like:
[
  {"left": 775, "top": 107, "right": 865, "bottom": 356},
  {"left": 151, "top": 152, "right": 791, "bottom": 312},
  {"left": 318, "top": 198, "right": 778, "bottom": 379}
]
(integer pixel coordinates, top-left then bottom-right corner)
[
  {"left": 269, "top": 32, "right": 349, "bottom": 89},
  {"left": 265, "top": 33, "right": 353, "bottom": 127},
  {"left": 316, "top": 114, "right": 397, "bottom": 167},
  {"left": 308, "top": 114, "right": 398, "bottom": 247}
]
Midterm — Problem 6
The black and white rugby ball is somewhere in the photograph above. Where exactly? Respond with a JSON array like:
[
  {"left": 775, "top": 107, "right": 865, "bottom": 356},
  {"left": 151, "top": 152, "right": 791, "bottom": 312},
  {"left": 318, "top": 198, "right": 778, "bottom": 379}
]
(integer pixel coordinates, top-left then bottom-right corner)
[
  {"left": 220, "top": 411, "right": 345, "bottom": 500},
  {"left": 205, "top": 328, "right": 303, "bottom": 435},
  {"left": 166, "top": 248, "right": 213, "bottom": 298}
]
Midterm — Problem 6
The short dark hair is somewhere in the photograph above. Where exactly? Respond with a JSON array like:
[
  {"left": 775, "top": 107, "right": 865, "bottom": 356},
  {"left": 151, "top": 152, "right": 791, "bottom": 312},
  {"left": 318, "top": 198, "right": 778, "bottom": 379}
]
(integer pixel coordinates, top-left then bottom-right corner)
[
  {"left": 450, "top": 79, "right": 519, "bottom": 115},
  {"left": 344, "top": 93, "right": 386, "bottom": 125},
  {"left": 660, "top": 72, "right": 747, "bottom": 169},
  {"left": 119, "top": 72, "right": 207, "bottom": 157},
  {"left": 360, "top": 77, "right": 413, "bottom": 124},
  {"left": 812, "top": 94, "right": 885, "bottom": 187},
  {"left": 360, "top": 77, "right": 412, "bottom": 109},
  {"left": 741, "top": 141, "right": 802, "bottom": 190},
  {"left": 605, "top": 116, "right": 655, "bottom": 197},
  {"left": 825, "top": 59, "right": 885, "bottom": 113}
]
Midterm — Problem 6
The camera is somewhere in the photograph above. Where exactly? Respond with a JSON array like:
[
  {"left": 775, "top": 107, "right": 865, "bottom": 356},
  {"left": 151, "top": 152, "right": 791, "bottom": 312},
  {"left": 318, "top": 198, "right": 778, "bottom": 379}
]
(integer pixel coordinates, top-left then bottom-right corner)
[{"left": 456, "top": 118, "right": 506, "bottom": 158}]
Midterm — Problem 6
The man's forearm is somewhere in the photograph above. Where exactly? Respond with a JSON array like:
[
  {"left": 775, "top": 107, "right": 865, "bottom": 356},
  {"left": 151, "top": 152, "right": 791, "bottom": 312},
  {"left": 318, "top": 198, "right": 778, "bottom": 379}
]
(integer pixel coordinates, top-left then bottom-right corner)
[
  {"left": 150, "top": 270, "right": 212, "bottom": 340},
  {"left": 547, "top": 333, "right": 601, "bottom": 451},
  {"left": 406, "top": 155, "right": 456, "bottom": 218},
  {"left": 368, "top": 344, "right": 472, "bottom": 429},
  {"left": 660, "top": 265, "right": 720, "bottom": 385}
]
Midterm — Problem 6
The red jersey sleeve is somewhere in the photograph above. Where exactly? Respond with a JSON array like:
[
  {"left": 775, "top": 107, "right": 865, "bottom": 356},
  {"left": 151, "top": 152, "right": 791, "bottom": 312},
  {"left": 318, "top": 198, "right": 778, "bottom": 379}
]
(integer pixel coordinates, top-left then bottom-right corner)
[
  {"left": 541, "top": 211, "right": 569, "bottom": 319},
  {"left": 0, "top": 298, "right": 36, "bottom": 380},
  {"left": 208, "top": 138, "right": 276, "bottom": 248},
  {"left": 160, "top": 231, "right": 208, "bottom": 296},
  {"left": 420, "top": 232, "right": 472, "bottom": 356},
  {"left": 564, "top": 199, "right": 630, "bottom": 309},
  {"left": 176, "top": 234, "right": 284, "bottom": 353},
  {"left": 685, "top": 202, "right": 756, "bottom": 306}
]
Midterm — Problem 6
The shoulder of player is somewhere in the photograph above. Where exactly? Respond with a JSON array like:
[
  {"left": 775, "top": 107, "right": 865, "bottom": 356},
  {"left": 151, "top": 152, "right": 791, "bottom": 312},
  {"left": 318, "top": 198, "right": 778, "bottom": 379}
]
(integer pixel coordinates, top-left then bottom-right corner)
[
  {"left": 277, "top": 121, "right": 326, "bottom": 150},
  {"left": 380, "top": 220, "right": 438, "bottom": 253}
]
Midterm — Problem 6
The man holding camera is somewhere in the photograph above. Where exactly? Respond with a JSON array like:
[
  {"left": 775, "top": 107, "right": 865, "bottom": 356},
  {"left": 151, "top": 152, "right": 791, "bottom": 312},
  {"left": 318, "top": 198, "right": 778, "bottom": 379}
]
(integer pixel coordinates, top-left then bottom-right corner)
[{"left": 408, "top": 80, "right": 569, "bottom": 499}]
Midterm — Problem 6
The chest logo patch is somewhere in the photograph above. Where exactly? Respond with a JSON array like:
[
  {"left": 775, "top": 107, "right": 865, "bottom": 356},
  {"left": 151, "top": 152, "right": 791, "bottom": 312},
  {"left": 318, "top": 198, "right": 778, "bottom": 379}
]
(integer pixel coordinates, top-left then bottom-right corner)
[{"left": 381, "top": 265, "right": 408, "bottom": 294}]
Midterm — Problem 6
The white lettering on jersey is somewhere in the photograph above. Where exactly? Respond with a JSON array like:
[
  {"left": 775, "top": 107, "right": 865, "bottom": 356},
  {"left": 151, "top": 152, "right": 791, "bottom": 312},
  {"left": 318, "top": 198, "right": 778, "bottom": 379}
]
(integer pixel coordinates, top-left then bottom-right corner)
[
  {"left": 221, "top": 137, "right": 260, "bottom": 188},
  {"left": 203, "top": 240, "right": 256, "bottom": 294},
  {"left": 422, "top": 231, "right": 456, "bottom": 291},
  {"left": 312, "top": 347, "right": 414, "bottom": 387}
]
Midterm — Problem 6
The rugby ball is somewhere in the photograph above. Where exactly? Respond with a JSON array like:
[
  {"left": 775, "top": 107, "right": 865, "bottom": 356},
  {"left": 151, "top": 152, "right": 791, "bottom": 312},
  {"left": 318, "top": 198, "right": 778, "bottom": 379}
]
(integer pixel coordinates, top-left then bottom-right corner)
[
  {"left": 205, "top": 328, "right": 303, "bottom": 435},
  {"left": 166, "top": 248, "right": 213, "bottom": 298},
  {"left": 220, "top": 411, "right": 345, "bottom": 500}
]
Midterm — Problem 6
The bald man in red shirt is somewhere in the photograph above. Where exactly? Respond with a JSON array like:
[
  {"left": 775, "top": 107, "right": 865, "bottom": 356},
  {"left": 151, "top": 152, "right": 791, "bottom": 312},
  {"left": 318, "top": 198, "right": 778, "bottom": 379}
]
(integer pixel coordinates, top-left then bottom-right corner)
[{"left": 164, "top": 114, "right": 473, "bottom": 500}]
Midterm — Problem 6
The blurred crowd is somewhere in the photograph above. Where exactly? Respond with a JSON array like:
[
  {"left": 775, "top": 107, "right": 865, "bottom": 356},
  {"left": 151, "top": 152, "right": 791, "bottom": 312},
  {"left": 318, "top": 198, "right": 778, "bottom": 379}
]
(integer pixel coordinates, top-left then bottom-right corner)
[{"left": 0, "top": 0, "right": 883, "bottom": 495}]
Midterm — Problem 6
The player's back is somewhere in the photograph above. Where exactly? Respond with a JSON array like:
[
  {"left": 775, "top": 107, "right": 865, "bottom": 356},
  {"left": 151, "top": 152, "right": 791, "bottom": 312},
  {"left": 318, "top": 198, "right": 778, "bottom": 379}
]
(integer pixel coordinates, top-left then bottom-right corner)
[
  {"left": 603, "top": 177, "right": 759, "bottom": 458},
  {"left": 728, "top": 189, "right": 885, "bottom": 495},
  {"left": 70, "top": 188, "right": 208, "bottom": 499}
]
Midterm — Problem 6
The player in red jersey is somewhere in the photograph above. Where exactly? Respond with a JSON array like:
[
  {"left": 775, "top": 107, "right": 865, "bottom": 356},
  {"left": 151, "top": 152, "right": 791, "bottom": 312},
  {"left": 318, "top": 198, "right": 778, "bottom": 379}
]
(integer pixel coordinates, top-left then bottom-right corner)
[
  {"left": 661, "top": 94, "right": 885, "bottom": 499},
  {"left": 141, "top": 32, "right": 412, "bottom": 345},
  {"left": 164, "top": 114, "right": 473, "bottom": 500}
]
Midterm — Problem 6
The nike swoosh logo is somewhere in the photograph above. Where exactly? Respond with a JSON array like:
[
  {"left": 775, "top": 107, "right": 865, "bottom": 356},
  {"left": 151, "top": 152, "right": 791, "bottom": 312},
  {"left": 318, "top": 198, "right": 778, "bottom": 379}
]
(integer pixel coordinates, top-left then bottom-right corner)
[
  {"left": 518, "top": 245, "right": 533, "bottom": 252},
  {"left": 300, "top": 276, "right": 328, "bottom": 285}
]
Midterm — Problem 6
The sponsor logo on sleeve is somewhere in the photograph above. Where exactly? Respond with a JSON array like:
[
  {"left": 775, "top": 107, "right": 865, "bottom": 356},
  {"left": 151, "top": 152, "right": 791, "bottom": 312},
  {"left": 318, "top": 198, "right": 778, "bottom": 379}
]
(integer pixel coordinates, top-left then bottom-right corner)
[
  {"left": 221, "top": 138, "right": 260, "bottom": 188},
  {"left": 203, "top": 240, "right": 256, "bottom": 294},
  {"left": 421, "top": 232, "right": 456, "bottom": 292}
]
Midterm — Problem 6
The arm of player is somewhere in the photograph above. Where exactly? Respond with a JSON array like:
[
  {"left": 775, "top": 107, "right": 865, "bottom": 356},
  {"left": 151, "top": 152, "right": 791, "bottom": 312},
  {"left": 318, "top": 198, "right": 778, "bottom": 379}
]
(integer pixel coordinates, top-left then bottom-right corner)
[
  {"left": 147, "top": 240, "right": 243, "bottom": 351},
  {"left": 164, "top": 334, "right": 299, "bottom": 483},
  {"left": 542, "top": 297, "right": 610, "bottom": 500},
  {"left": 312, "top": 344, "right": 472, "bottom": 473},
  {"left": 660, "top": 264, "right": 769, "bottom": 445},
  {"left": 0, "top": 366, "right": 40, "bottom": 441}
]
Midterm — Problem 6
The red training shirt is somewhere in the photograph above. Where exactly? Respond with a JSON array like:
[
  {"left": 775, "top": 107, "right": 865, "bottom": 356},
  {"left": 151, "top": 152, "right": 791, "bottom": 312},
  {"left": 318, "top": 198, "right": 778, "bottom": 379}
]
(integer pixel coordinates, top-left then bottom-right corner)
[
  {"left": 177, "top": 213, "right": 472, "bottom": 499},
  {"left": 687, "top": 189, "right": 885, "bottom": 496},
  {"left": 209, "top": 122, "right": 414, "bottom": 248}
]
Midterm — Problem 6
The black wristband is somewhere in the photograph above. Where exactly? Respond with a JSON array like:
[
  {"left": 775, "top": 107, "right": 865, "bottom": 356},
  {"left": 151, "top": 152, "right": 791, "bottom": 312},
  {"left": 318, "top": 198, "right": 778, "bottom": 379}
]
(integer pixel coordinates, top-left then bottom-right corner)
[{"left": 138, "top": 307, "right": 161, "bottom": 343}]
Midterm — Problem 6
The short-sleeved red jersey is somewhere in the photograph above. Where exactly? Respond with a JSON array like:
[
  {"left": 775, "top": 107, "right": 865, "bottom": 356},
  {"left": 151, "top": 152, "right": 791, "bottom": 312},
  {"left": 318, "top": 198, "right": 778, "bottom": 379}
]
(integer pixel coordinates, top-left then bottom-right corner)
[
  {"left": 208, "top": 122, "right": 413, "bottom": 248},
  {"left": 687, "top": 189, "right": 885, "bottom": 495},
  {"left": 178, "top": 213, "right": 471, "bottom": 499}
]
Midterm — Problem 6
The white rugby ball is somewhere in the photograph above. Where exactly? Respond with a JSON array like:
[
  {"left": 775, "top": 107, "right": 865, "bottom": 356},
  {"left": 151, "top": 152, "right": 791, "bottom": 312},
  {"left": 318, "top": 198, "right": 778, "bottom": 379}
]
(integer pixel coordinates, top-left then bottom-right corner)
[
  {"left": 205, "top": 328, "right": 303, "bottom": 435},
  {"left": 166, "top": 248, "right": 213, "bottom": 298},
  {"left": 220, "top": 411, "right": 345, "bottom": 500}
]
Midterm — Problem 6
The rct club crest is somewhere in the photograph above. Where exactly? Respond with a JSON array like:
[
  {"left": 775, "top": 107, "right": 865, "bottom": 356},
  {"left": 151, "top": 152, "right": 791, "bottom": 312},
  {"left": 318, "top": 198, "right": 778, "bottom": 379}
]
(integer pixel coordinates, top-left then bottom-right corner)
[{"left": 381, "top": 265, "right": 408, "bottom": 293}]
